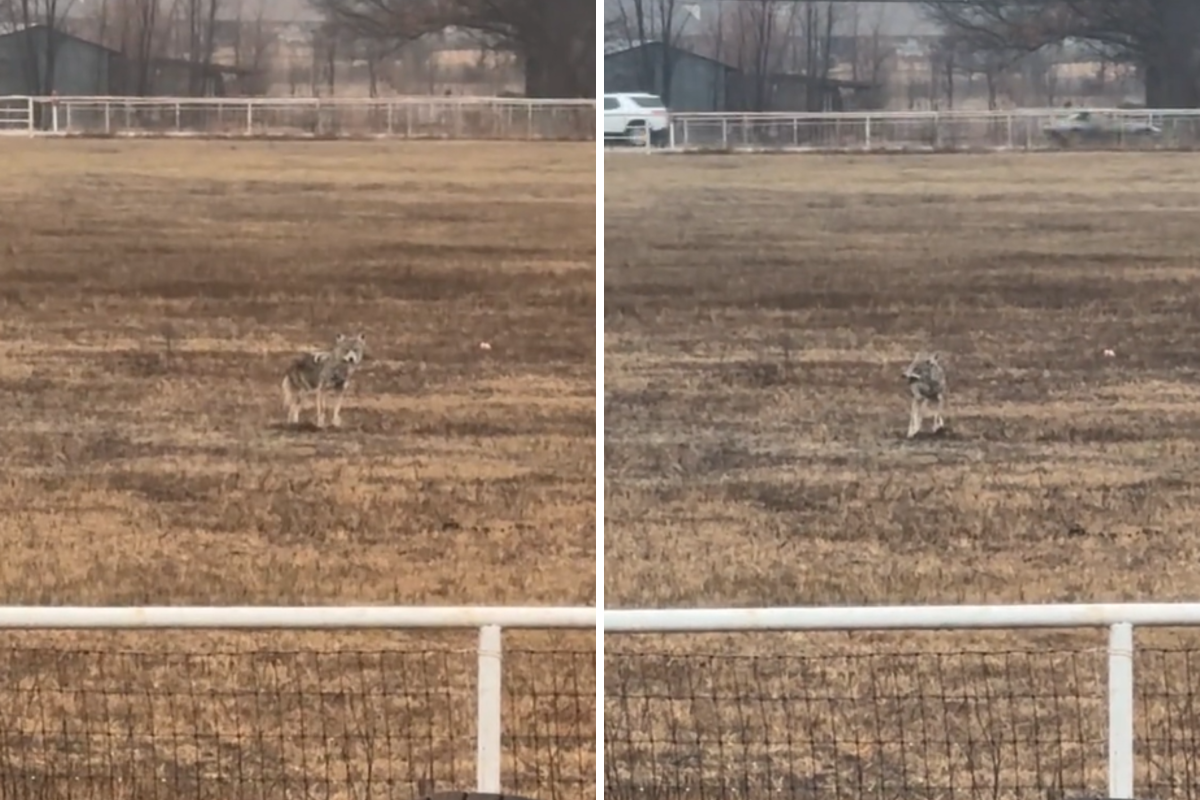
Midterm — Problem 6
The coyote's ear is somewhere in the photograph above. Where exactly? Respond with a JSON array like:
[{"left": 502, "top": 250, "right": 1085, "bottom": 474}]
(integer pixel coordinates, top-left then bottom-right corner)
[{"left": 335, "top": 333, "right": 347, "bottom": 344}]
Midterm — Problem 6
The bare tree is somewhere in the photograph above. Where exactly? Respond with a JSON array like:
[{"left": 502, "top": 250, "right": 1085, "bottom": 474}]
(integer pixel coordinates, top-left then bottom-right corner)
[
  {"left": 312, "top": 0, "right": 594, "bottom": 97},
  {"left": 607, "top": 0, "right": 688, "bottom": 105},
  {"left": 653, "top": 0, "right": 684, "bottom": 104},
  {"left": 81, "top": 0, "right": 171, "bottom": 94},
  {"left": 458, "top": 0, "right": 593, "bottom": 97},
  {"left": 921, "top": 0, "right": 1200, "bottom": 108},
  {"left": 741, "top": 0, "right": 780, "bottom": 111},
  {"left": 130, "top": 0, "right": 164, "bottom": 94},
  {"left": 846, "top": 3, "right": 892, "bottom": 87},
  {"left": 698, "top": 0, "right": 724, "bottom": 62},
  {"left": 228, "top": 0, "right": 275, "bottom": 94},
  {"left": 800, "top": 1, "right": 837, "bottom": 111},
  {"left": 933, "top": 29, "right": 1015, "bottom": 108},
  {"left": 1016, "top": 45, "right": 1059, "bottom": 105},
  {"left": 183, "top": 0, "right": 220, "bottom": 94},
  {"left": 309, "top": 20, "right": 347, "bottom": 95},
  {"left": 607, "top": 0, "right": 649, "bottom": 77},
  {"left": 75, "top": 0, "right": 167, "bottom": 94},
  {"left": 604, "top": 15, "right": 627, "bottom": 49},
  {"left": 711, "top": 0, "right": 836, "bottom": 112}
]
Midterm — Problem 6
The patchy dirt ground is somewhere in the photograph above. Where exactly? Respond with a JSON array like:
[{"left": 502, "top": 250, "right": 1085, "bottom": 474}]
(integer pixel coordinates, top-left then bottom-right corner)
[
  {"left": 603, "top": 152, "right": 1200, "bottom": 799},
  {"left": 0, "top": 139, "right": 595, "bottom": 800}
]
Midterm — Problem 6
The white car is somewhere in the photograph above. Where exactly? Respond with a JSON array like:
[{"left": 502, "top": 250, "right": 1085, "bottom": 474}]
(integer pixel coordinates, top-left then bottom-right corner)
[
  {"left": 1042, "top": 110, "right": 1162, "bottom": 147},
  {"left": 603, "top": 92, "right": 670, "bottom": 146}
]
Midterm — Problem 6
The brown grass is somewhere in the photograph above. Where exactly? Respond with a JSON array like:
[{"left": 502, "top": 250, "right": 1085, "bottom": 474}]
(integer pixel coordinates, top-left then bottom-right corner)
[
  {"left": 603, "top": 152, "right": 1200, "bottom": 799},
  {"left": 0, "top": 139, "right": 596, "bottom": 799}
]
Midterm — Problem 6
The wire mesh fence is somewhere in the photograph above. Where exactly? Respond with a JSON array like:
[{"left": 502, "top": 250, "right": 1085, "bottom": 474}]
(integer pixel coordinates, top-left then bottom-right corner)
[
  {"left": 1137, "top": 647, "right": 1200, "bottom": 800},
  {"left": 604, "top": 640, "right": 1110, "bottom": 800},
  {"left": 0, "top": 638, "right": 595, "bottom": 800},
  {"left": 504, "top": 649, "right": 596, "bottom": 799}
]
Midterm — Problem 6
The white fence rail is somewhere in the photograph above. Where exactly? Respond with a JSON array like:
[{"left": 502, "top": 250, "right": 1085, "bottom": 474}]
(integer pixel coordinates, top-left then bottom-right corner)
[
  {"left": 0, "top": 605, "right": 596, "bottom": 798},
  {"left": 0, "top": 95, "right": 596, "bottom": 140},
  {"left": 604, "top": 603, "right": 1200, "bottom": 800},
  {"left": 655, "top": 108, "right": 1200, "bottom": 153}
]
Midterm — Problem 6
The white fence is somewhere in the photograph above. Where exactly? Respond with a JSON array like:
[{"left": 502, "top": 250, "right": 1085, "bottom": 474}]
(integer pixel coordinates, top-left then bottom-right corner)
[
  {"left": 603, "top": 603, "right": 1200, "bottom": 799},
  {"left": 650, "top": 108, "right": 1200, "bottom": 153},
  {"left": 0, "top": 605, "right": 596, "bottom": 797},
  {"left": 0, "top": 95, "right": 596, "bottom": 140}
]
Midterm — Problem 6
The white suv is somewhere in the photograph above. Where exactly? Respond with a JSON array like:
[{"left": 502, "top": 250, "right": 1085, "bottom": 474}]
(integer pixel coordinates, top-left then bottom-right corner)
[{"left": 603, "top": 92, "right": 670, "bottom": 146}]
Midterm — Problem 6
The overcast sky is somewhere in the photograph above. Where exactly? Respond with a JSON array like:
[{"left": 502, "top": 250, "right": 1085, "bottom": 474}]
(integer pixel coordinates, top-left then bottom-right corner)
[
  {"left": 235, "top": 0, "right": 940, "bottom": 36},
  {"left": 215, "top": 0, "right": 939, "bottom": 37},
  {"left": 603, "top": 1, "right": 942, "bottom": 38}
]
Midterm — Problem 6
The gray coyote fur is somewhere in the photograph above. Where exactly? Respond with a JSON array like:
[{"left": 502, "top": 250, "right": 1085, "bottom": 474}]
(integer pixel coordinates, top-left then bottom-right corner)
[
  {"left": 281, "top": 333, "right": 366, "bottom": 427},
  {"left": 903, "top": 351, "right": 946, "bottom": 438}
]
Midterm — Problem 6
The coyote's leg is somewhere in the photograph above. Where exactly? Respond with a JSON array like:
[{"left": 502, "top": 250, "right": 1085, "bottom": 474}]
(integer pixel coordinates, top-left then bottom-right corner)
[
  {"left": 282, "top": 377, "right": 302, "bottom": 424},
  {"left": 330, "top": 390, "right": 345, "bottom": 428},
  {"left": 907, "top": 397, "right": 922, "bottom": 438},
  {"left": 932, "top": 395, "right": 945, "bottom": 433},
  {"left": 315, "top": 389, "right": 326, "bottom": 428}
]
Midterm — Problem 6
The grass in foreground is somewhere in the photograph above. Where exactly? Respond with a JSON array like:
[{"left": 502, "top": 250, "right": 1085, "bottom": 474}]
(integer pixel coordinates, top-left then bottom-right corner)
[
  {"left": 0, "top": 139, "right": 596, "bottom": 799},
  {"left": 603, "top": 152, "right": 1200, "bottom": 798}
]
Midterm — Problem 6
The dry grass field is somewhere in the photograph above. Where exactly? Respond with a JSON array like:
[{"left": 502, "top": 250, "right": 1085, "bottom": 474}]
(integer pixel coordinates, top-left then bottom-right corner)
[
  {"left": 603, "top": 152, "right": 1200, "bottom": 799},
  {"left": 0, "top": 139, "right": 595, "bottom": 799}
]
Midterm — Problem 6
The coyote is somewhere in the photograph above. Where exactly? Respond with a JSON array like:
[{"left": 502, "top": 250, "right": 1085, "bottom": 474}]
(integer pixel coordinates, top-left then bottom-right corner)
[
  {"left": 281, "top": 333, "right": 366, "bottom": 428},
  {"left": 903, "top": 352, "right": 946, "bottom": 438}
]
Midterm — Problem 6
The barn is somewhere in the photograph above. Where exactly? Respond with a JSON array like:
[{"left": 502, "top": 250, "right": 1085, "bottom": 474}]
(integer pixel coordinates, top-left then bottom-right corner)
[
  {"left": 605, "top": 42, "right": 734, "bottom": 112},
  {"left": 605, "top": 40, "right": 878, "bottom": 113},
  {"left": 0, "top": 24, "right": 247, "bottom": 97},
  {"left": 0, "top": 25, "right": 121, "bottom": 95}
]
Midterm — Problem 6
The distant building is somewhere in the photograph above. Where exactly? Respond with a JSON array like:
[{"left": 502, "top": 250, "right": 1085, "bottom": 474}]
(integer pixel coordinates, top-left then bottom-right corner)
[
  {"left": 141, "top": 56, "right": 252, "bottom": 97},
  {"left": 605, "top": 41, "right": 734, "bottom": 111},
  {"left": 605, "top": 41, "right": 878, "bottom": 112},
  {"left": 0, "top": 24, "right": 250, "bottom": 97},
  {"left": 725, "top": 71, "right": 878, "bottom": 113},
  {"left": 0, "top": 25, "right": 120, "bottom": 95}
]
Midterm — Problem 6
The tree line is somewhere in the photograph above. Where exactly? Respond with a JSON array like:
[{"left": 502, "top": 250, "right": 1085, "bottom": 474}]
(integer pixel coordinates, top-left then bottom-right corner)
[
  {"left": 607, "top": 0, "right": 1198, "bottom": 109},
  {"left": 312, "top": 0, "right": 595, "bottom": 97},
  {"left": 0, "top": 0, "right": 593, "bottom": 98},
  {"left": 908, "top": 0, "right": 1196, "bottom": 107}
]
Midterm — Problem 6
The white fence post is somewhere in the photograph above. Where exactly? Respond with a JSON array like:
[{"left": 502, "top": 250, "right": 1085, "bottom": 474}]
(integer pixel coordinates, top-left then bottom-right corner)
[
  {"left": 476, "top": 623, "right": 503, "bottom": 794},
  {"left": 1109, "top": 621, "right": 1135, "bottom": 799}
]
